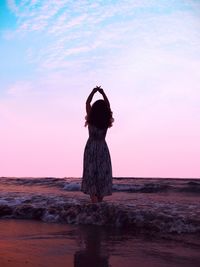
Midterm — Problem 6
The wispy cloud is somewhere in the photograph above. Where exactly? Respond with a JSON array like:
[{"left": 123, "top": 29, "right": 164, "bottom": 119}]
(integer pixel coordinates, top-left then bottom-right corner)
[
  {"left": 4, "top": 0, "right": 200, "bottom": 90},
  {"left": 5, "top": 0, "right": 199, "bottom": 74},
  {"left": 0, "top": 0, "right": 188, "bottom": 69}
]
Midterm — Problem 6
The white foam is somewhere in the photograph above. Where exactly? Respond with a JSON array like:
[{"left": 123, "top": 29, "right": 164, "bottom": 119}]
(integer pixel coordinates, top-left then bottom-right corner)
[
  {"left": 42, "top": 211, "right": 60, "bottom": 223},
  {"left": 63, "top": 182, "right": 81, "bottom": 191},
  {"left": 0, "top": 199, "right": 8, "bottom": 205},
  {"left": 112, "top": 184, "right": 143, "bottom": 192}
]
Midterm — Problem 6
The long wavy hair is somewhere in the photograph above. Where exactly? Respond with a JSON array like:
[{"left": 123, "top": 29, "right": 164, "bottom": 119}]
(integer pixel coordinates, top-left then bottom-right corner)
[{"left": 85, "top": 100, "right": 114, "bottom": 129}]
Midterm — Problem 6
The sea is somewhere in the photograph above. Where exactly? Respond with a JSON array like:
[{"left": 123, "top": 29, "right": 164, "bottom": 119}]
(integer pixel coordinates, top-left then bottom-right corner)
[{"left": 0, "top": 177, "right": 200, "bottom": 266}]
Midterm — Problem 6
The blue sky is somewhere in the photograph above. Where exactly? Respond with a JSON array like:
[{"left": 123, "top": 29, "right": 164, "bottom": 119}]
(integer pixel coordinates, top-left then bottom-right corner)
[
  {"left": 1, "top": 1, "right": 199, "bottom": 82},
  {"left": 0, "top": 0, "right": 200, "bottom": 177}
]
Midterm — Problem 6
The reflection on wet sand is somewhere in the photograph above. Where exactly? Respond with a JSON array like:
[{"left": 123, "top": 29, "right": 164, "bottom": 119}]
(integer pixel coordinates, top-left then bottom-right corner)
[{"left": 74, "top": 226, "right": 109, "bottom": 267}]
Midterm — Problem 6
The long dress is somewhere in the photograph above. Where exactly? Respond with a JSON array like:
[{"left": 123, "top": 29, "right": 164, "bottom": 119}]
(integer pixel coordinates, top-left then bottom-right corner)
[{"left": 81, "top": 125, "right": 112, "bottom": 197}]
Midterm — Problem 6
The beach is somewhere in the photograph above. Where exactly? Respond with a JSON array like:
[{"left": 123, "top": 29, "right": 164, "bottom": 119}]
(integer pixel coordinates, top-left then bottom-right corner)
[{"left": 0, "top": 177, "right": 200, "bottom": 266}]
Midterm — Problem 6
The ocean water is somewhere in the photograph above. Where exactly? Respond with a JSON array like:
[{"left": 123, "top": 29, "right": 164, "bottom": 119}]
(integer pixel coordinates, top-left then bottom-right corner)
[
  {"left": 0, "top": 177, "right": 200, "bottom": 233},
  {"left": 0, "top": 177, "right": 200, "bottom": 267}
]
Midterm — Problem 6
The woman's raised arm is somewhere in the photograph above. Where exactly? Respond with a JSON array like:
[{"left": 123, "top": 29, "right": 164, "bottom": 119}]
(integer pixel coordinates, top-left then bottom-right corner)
[
  {"left": 86, "top": 87, "right": 98, "bottom": 114},
  {"left": 97, "top": 86, "right": 110, "bottom": 108}
]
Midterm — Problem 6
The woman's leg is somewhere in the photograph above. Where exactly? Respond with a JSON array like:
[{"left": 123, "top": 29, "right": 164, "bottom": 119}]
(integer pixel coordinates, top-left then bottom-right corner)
[
  {"left": 90, "top": 195, "right": 104, "bottom": 203},
  {"left": 97, "top": 196, "right": 103, "bottom": 202},
  {"left": 90, "top": 195, "right": 98, "bottom": 203}
]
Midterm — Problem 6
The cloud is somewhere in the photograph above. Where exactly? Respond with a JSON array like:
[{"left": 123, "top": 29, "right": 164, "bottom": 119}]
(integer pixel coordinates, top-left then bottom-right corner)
[
  {"left": 4, "top": 0, "right": 200, "bottom": 93},
  {"left": 7, "top": 0, "right": 19, "bottom": 14},
  {"left": 5, "top": 0, "right": 199, "bottom": 75}
]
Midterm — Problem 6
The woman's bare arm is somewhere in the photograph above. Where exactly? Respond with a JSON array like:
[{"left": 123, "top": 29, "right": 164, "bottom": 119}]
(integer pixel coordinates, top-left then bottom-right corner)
[
  {"left": 97, "top": 87, "right": 110, "bottom": 108},
  {"left": 86, "top": 87, "right": 98, "bottom": 114}
]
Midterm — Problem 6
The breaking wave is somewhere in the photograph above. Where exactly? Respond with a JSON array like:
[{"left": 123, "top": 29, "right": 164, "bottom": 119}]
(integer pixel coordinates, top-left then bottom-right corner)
[{"left": 0, "top": 193, "right": 200, "bottom": 234}]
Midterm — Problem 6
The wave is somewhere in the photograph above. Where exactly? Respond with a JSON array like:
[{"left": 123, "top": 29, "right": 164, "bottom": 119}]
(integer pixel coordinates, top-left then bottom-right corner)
[
  {"left": 0, "top": 194, "right": 199, "bottom": 234},
  {"left": 63, "top": 182, "right": 81, "bottom": 191},
  {"left": 113, "top": 183, "right": 170, "bottom": 193},
  {"left": 63, "top": 182, "right": 171, "bottom": 193},
  {"left": 62, "top": 181, "right": 200, "bottom": 194},
  {"left": 178, "top": 181, "right": 200, "bottom": 193},
  {"left": 1, "top": 177, "right": 200, "bottom": 234},
  {"left": 1, "top": 177, "right": 200, "bottom": 194}
]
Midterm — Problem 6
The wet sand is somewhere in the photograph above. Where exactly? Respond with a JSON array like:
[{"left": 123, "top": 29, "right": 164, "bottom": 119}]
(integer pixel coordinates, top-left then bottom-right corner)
[{"left": 0, "top": 219, "right": 200, "bottom": 267}]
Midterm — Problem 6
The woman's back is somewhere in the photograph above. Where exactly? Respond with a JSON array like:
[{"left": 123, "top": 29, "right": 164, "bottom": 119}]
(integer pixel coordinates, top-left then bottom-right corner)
[{"left": 88, "top": 125, "right": 107, "bottom": 141}]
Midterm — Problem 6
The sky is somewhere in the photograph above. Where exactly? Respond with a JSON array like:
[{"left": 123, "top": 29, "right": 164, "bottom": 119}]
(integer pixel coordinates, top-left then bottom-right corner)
[{"left": 0, "top": 0, "right": 200, "bottom": 178}]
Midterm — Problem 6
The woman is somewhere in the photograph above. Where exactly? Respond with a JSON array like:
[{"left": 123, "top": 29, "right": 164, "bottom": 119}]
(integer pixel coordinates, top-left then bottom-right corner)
[{"left": 81, "top": 86, "right": 114, "bottom": 203}]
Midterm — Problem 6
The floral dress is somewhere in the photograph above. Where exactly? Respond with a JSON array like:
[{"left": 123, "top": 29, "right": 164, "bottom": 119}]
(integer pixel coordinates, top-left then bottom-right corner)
[{"left": 81, "top": 125, "right": 112, "bottom": 197}]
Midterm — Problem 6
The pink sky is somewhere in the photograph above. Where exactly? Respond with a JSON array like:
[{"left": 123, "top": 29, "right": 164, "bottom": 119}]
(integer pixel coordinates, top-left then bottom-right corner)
[{"left": 0, "top": 1, "right": 200, "bottom": 177}]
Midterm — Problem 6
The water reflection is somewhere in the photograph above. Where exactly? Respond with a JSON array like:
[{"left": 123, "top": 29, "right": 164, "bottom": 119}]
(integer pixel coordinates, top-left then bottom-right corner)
[{"left": 74, "top": 226, "right": 109, "bottom": 267}]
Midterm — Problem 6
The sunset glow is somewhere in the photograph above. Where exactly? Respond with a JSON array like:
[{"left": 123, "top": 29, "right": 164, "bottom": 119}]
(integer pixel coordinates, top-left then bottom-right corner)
[{"left": 0, "top": 0, "right": 200, "bottom": 177}]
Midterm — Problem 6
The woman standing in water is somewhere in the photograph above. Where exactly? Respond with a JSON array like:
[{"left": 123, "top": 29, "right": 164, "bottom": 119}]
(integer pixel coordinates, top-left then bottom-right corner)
[{"left": 81, "top": 86, "right": 114, "bottom": 203}]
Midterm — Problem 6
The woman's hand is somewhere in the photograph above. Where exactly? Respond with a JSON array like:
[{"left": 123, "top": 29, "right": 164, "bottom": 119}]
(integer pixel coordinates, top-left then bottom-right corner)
[
  {"left": 98, "top": 88, "right": 103, "bottom": 94},
  {"left": 92, "top": 87, "right": 99, "bottom": 93},
  {"left": 95, "top": 86, "right": 103, "bottom": 94}
]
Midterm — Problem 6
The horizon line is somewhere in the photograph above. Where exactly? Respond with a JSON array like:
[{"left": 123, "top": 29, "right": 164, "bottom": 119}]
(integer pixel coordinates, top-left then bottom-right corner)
[{"left": 1, "top": 176, "right": 200, "bottom": 179}]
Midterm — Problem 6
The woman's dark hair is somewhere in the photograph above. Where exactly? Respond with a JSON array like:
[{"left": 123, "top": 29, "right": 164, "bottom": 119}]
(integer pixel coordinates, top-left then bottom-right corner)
[{"left": 85, "top": 100, "right": 114, "bottom": 129}]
